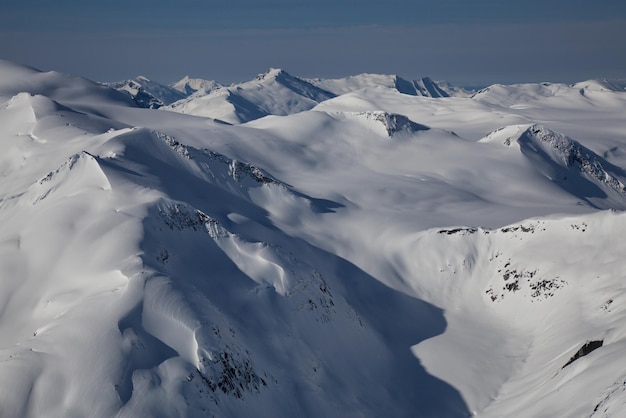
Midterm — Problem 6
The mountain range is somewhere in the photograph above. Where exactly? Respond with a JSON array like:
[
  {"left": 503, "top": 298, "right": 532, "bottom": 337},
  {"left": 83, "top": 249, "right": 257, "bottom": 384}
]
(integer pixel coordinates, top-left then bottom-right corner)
[
  {"left": 106, "top": 69, "right": 470, "bottom": 124},
  {"left": 1, "top": 58, "right": 626, "bottom": 417}
]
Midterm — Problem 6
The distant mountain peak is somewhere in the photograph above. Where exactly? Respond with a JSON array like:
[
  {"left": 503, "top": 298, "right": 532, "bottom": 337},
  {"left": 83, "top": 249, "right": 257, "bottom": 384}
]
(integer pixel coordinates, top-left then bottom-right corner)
[
  {"left": 413, "top": 77, "right": 450, "bottom": 98},
  {"left": 255, "top": 68, "right": 288, "bottom": 81},
  {"left": 171, "top": 76, "right": 222, "bottom": 96},
  {"left": 104, "top": 76, "right": 186, "bottom": 109}
]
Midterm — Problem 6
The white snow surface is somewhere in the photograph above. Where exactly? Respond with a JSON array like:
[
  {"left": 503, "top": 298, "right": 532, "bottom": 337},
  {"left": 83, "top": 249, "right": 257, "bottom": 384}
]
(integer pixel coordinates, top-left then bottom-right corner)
[{"left": 1, "top": 58, "right": 626, "bottom": 417}]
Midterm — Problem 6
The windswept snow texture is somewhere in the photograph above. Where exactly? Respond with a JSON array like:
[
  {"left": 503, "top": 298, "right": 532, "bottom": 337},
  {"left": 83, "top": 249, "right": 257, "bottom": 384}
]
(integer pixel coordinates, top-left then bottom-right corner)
[{"left": 1, "top": 58, "right": 626, "bottom": 417}]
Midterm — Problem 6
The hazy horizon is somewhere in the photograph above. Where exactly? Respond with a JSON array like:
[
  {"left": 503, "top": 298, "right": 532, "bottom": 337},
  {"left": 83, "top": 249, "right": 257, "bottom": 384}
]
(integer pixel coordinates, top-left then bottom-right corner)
[{"left": 2, "top": 1, "right": 626, "bottom": 86}]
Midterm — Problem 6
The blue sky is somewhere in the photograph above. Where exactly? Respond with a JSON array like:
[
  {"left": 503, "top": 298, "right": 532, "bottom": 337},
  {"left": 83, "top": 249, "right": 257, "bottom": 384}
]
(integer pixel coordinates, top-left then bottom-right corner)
[{"left": 1, "top": 0, "right": 625, "bottom": 86}]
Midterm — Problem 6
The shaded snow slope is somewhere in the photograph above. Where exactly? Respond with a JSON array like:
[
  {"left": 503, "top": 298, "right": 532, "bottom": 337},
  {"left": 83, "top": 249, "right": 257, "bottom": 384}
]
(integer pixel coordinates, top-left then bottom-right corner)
[
  {"left": 1, "top": 60, "right": 626, "bottom": 417},
  {"left": 413, "top": 77, "right": 450, "bottom": 97}
]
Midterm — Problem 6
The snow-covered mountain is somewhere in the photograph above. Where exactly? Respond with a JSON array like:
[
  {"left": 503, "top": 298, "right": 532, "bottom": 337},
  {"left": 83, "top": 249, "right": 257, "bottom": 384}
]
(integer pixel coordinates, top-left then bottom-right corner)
[
  {"left": 166, "top": 68, "right": 335, "bottom": 124},
  {"left": 2, "top": 58, "right": 626, "bottom": 417},
  {"left": 105, "top": 76, "right": 187, "bottom": 108},
  {"left": 471, "top": 79, "right": 625, "bottom": 108},
  {"left": 164, "top": 70, "right": 467, "bottom": 124},
  {"left": 170, "top": 75, "right": 222, "bottom": 96},
  {"left": 480, "top": 124, "right": 626, "bottom": 209},
  {"left": 307, "top": 73, "right": 459, "bottom": 97}
]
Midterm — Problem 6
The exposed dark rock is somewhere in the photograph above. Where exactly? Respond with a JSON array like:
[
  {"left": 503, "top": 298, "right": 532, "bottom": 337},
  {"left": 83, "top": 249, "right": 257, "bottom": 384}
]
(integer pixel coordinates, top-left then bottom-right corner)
[{"left": 562, "top": 340, "right": 604, "bottom": 369}]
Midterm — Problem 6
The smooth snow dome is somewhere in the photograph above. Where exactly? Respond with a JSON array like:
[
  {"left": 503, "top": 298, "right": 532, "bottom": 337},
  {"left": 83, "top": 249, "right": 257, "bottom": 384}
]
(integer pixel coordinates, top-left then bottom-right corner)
[{"left": 2, "top": 58, "right": 626, "bottom": 417}]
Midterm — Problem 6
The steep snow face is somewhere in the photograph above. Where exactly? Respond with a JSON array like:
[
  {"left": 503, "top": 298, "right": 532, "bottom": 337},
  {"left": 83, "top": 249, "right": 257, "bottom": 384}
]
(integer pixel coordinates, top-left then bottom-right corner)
[
  {"left": 166, "top": 68, "right": 335, "bottom": 124},
  {"left": 413, "top": 77, "right": 450, "bottom": 98},
  {"left": 105, "top": 76, "right": 186, "bottom": 108},
  {"left": 2, "top": 60, "right": 626, "bottom": 417}
]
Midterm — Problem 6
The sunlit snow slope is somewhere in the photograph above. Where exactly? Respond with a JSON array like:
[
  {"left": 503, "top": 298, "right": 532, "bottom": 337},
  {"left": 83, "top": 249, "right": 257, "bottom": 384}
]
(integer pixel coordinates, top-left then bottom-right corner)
[{"left": 1, "top": 59, "right": 626, "bottom": 417}]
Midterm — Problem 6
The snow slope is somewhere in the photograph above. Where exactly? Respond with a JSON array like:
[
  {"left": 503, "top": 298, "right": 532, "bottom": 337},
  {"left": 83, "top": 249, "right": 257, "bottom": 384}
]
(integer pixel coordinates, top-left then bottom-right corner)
[{"left": 1, "top": 59, "right": 626, "bottom": 417}]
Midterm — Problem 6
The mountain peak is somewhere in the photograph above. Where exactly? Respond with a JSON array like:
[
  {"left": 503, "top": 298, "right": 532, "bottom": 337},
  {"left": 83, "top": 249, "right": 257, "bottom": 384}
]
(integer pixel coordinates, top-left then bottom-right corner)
[
  {"left": 413, "top": 77, "right": 450, "bottom": 98},
  {"left": 482, "top": 124, "right": 626, "bottom": 207},
  {"left": 105, "top": 76, "right": 186, "bottom": 108},
  {"left": 171, "top": 76, "right": 222, "bottom": 95},
  {"left": 255, "top": 68, "right": 288, "bottom": 82}
]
